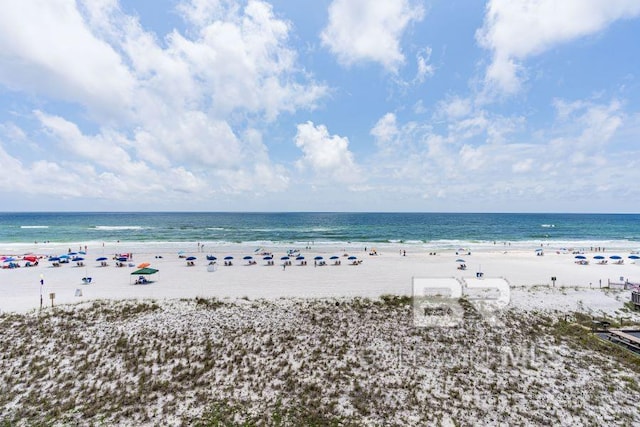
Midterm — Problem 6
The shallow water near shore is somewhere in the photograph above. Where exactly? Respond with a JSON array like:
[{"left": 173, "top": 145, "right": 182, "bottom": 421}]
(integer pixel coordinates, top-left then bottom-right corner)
[{"left": 1, "top": 212, "right": 639, "bottom": 252}]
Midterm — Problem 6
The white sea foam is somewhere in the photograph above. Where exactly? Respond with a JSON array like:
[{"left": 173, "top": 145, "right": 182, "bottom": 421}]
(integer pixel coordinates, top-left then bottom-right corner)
[
  {"left": 20, "top": 226, "right": 49, "bottom": 229},
  {"left": 92, "top": 226, "right": 144, "bottom": 231}
]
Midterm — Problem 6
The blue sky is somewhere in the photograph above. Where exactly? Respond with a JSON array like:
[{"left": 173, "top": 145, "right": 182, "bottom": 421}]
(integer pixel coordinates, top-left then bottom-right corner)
[{"left": 1, "top": 0, "right": 640, "bottom": 212}]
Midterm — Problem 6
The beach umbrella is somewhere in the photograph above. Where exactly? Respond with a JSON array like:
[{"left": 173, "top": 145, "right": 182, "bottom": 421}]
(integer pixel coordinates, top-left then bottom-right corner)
[
  {"left": 330, "top": 256, "right": 339, "bottom": 260},
  {"left": 3, "top": 257, "right": 16, "bottom": 262},
  {"left": 224, "top": 256, "right": 234, "bottom": 260},
  {"left": 23, "top": 256, "right": 37, "bottom": 263},
  {"left": 48, "top": 257, "right": 60, "bottom": 262},
  {"left": 186, "top": 256, "right": 197, "bottom": 261},
  {"left": 594, "top": 255, "right": 605, "bottom": 260},
  {"left": 348, "top": 256, "right": 357, "bottom": 260},
  {"left": 117, "top": 257, "right": 128, "bottom": 262},
  {"left": 263, "top": 256, "right": 273, "bottom": 260},
  {"left": 535, "top": 248, "right": 543, "bottom": 252},
  {"left": 455, "top": 258, "right": 465, "bottom": 263},
  {"left": 73, "top": 257, "right": 85, "bottom": 261},
  {"left": 243, "top": 255, "right": 253, "bottom": 260},
  {"left": 574, "top": 255, "right": 586, "bottom": 260},
  {"left": 280, "top": 256, "right": 290, "bottom": 260},
  {"left": 96, "top": 257, "right": 108, "bottom": 261},
  {"left": 78, "top": 251, "right": 86, "bottom": 255},
  {"left": 59, "top": 254, "right": 70, "bottom": 259},
  {"left": 68, "top": 252, "right": 78, "bottom": 256},
  {"left": 206, "top": 255, "right": 217, "bottom": 261},
  {"left": 610, "top": 255, "right": 622, "bottom": 260},
  {"left": 629, "top": 255, "right": 640, "bottom": 260},
  {"left": 296, "top": 256, "right": 305, "bottom": 260},
  {"left": 137, "top": 262, "right": 151, "bottom": 268},
  {"left": 314, "top": 256, "right": 324, "bottom": 260}
]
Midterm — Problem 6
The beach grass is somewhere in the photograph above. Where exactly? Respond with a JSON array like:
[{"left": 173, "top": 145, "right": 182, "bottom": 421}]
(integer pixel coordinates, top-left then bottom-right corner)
[{"left": 1, "top": 296, "right": 640, "bottom": 426}]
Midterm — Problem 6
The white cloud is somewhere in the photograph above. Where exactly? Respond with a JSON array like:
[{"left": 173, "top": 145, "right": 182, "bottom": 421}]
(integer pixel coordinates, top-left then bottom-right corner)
[
  {"left": 294, "top": 121, "right": 360, "bottom": 182},
  {"left": 0, "top": 0, "right": 328, "bottom": 204},
  {"left": 477, "top": 0, "right": 640, "bottom": 94},
  {"left": 414, "top": 47, "right": 435, "bottom": 83},
  {"left": 321, "top": 0, "right": 424, "bottom": 72},
  {"left": 370, "top": 113, "right": 399, "bottom": 146},
  {"left": 0, "top": 0, "right": 135, "bottom": 118}
]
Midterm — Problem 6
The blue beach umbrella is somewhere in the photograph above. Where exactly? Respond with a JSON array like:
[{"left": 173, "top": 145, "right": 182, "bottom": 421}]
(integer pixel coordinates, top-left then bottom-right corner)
[
  {"left": 263, "top": 256, "right": 273, "bottom": 260},
  {"left": 206, "top": 255, "right": 217, "bottom": 261},
  {"left": 629, "top": 255, "right": 640, "bottom": 260},
  {"left": 224, "top": 256, "right": 234, "bottom": 260},
  {"left": 314, "top": 256, "right": 324, "bottom": 260},
  {"left": 68, "top": 252, "right": 78, "bottom": 256},
  {"left": 574, "top": 255, "right": 586, "bottom": 260},
  {"left": 280, "top": 256, "right": 290, "bottom": 261},
  {"left": 593, "top": 255, "right": 605, "bottom": 260},
  {"left": 3, "top": 257, "right": 15, "bottom": 262},
  {"left": 456, "top": 258, "right": 465, "bottom": 263},
  {"left": 117, "top": 257, "right": 128, "bottom": 262},
  {"left": 186, "top": 256, "right": 196, "bottom": 261},
  {"left": 74, "top": 257, "right": 85, "bottom": 261},
  {"left": 59, "top": 254, "right": 70, "bottom": 259},
  {"left": 296, "top": 256, "right": 305, "bottom": 260},
  {"left": 243, "top": 255, "right": 253, "bottom": 260},
  {"left": 330, "top": 256, "right": 339, "bottom": 260},
  {"left": 48, "top": 257, "right": 60, "bottom": 262},
  {"left": 609, "top": 255, "right": 622, "bottom": 260},
  {"left": 96, "top": 257, "right": 108, "bottom": 261}
]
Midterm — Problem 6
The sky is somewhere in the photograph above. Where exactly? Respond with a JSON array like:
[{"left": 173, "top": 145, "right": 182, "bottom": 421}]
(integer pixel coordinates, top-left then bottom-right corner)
[{"left": 1, "top": 0, "right": 640, "bottom": 213}]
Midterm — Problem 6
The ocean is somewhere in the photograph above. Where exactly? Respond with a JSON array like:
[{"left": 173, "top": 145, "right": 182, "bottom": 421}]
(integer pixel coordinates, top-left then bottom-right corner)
[{"left": 0, "top": 212, "right": 638, "bottom": 251}]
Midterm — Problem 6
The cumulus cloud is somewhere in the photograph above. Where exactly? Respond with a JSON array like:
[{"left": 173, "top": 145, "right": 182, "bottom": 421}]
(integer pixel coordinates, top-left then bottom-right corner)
[
  {"left": 0, "top": 0, "right": 327, "bottom": 204},
  {"left": 294, "top": 121, "right": 360, "bottom": 182},
  {"left": 0, "top": 0, "right": 135, "bottom": 118},
  {"left": 370, "top": 113, "right": 400, "bottom": 146},
  {"left": 321, "top": 0, "right": 424, "bottom": 72},
  {"left": 476, "top": 0, "right": 640, "bottom": 94}
]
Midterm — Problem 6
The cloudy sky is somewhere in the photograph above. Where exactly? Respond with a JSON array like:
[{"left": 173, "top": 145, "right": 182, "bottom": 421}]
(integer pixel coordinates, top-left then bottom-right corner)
[{"left": 1, "top": 0, "right": 639, "bottom": 212}]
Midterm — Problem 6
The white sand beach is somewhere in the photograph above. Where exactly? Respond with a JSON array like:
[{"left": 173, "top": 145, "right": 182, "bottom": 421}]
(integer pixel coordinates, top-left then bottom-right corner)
[{"left": 2, "top": 242, "right": 639, "bottom": 315}]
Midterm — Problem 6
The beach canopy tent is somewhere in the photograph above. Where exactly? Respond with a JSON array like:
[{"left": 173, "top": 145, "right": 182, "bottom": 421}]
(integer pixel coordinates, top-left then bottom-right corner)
[
  {"left": 131, "top": 267, "right": 158, "bottom": 284},
  {"left": 131, "top": 267, "right": 158, "bottom": 275}
]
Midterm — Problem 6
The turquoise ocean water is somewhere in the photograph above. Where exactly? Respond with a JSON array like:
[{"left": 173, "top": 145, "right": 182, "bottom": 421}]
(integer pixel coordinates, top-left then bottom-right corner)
[{"left": 0, "top": 212, "right": 638, "bottom": 251}]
